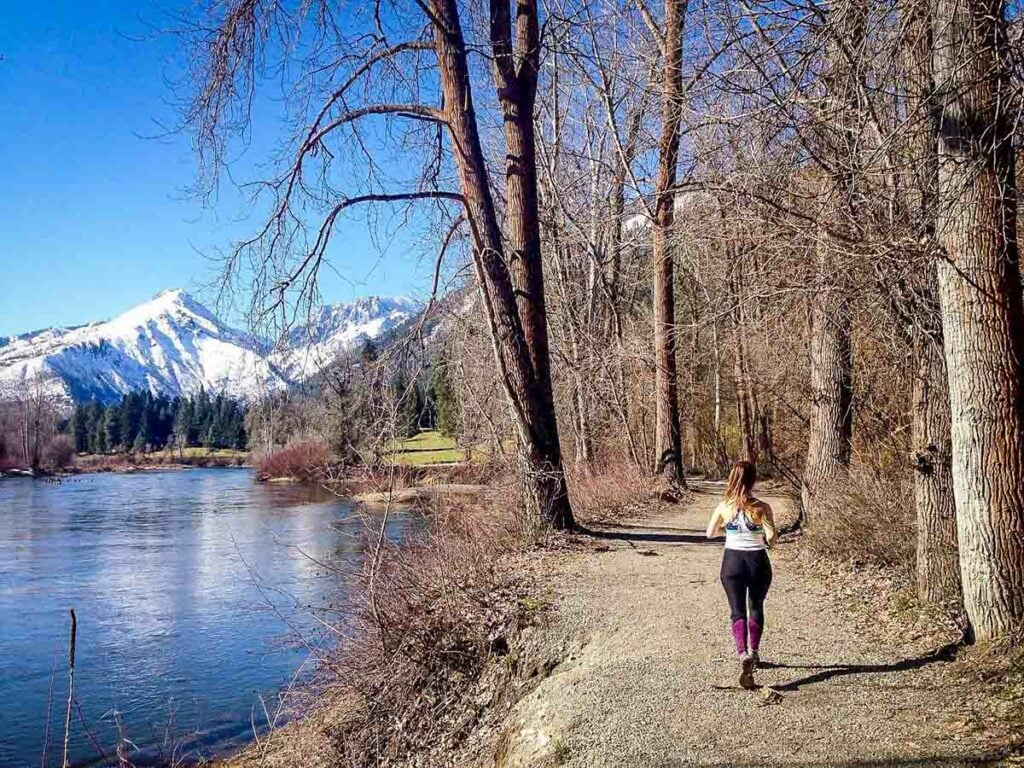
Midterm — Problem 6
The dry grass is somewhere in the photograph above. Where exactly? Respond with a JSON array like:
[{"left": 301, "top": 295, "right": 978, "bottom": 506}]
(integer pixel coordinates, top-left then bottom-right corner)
[
  {"left": 72, "top": 451, "right": 247, "bottom": 472},
  {"left": 42, "top": 435, "right": 75, "bottom": 469},
  {"left": 334, "top": 502, "right": 525, "bottom": 762},
  {"left": 955, "top": 632, "right": 1024, "bottom": 755},
  {"left": 566, "top": 460, "right": 654, "bottom": 524},
  {"left": 0, "top": 456, "right": 24, "bottom": 472},
  {"left": 229, "top": 490, "right": 535, "bottom": 768},
  {"left": 803, "top": 463, "right": 915, "bottom": 571}
]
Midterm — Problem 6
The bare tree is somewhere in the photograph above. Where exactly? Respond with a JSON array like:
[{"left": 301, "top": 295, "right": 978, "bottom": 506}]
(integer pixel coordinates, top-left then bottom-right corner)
[
  {"left": 933, "top": 0, "right": 1024, "bottom": 638},
  {"left": 0, "top": 372, "right": 63, "bottom": 470},
  {"left": 651, "top": 0, "right": 689, "bottom": 485},
  {"left": 179, "top": 0, "right": 574, "bottom": 527},
  {"left": 892, "top": 0, "right": 961, "bottom": 610},
  {"left": 799, "top": 0, "right": 864, "bottom": 522}
]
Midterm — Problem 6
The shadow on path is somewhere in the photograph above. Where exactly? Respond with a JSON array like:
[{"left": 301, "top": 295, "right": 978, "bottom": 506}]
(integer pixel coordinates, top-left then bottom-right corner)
[
  {"left": 576, "top": 524, "right": 715, "bottom": 546},
  {"left": 768, "top": 641, "right": 961, "bottom": 692},
  {"left": 689, "top": 757, "right": 998, "bottom": 767}
]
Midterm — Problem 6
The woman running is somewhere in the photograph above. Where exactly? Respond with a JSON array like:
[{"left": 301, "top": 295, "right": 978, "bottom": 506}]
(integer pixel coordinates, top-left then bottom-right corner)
[{"left": 706, "top": 461, "right": 777, "bottom": 689}]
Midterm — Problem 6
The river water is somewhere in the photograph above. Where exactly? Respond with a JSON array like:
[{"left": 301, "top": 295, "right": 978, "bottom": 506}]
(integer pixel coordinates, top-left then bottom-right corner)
[{"left": 0, "top": 468, "right": 412, "bottom": 767}]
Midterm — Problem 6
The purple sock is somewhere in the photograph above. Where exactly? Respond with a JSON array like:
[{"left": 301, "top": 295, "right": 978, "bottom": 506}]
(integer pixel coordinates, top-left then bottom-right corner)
[
  {"left": 748, "top": 620, "right": 763, "bottom": 652},
  {"left": 731, "top": 619, "right": 747, "bottom": 655}
]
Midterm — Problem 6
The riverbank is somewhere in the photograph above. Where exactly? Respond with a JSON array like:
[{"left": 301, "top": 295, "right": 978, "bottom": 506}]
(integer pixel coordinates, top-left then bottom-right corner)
[
  {"left": 0, "top": 449, "right": 250, "bottom": 479},
  {"left": 73, "top": 448, "right": 248, "bottom": 473},
  {"left": 221, "top": 479, "right": 1023, "bottom": 767}
]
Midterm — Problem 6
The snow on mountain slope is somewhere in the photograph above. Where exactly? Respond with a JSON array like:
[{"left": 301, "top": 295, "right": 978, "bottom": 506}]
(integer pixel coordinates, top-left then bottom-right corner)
[
  {"left": 0, "top": 290, "right": 288, "bottom": 404},
  {"left": 275, "top": 296, "right": 423, "bottom": 379},
  {"left": 0, "top": 291, "right": 424, "bottom": 404}
]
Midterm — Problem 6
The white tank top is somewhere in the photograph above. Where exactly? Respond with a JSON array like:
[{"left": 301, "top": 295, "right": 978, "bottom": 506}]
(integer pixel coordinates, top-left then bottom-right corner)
[{"left": 722, "top": 502, "right": 767, "bottom": 551}]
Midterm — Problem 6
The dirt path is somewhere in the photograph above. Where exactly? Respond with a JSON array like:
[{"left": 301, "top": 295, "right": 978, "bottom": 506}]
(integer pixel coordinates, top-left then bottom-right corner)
[{"left": 493, "top": 484, "right": 994, "bottom": 768}]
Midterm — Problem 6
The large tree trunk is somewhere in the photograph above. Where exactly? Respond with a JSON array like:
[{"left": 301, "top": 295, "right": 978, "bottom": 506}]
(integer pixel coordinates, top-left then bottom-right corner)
[
  {"left": 652, "top": 0, "right": 688, "bottom": 485},
  {"left": 431, "top": 0, "right": 573, "bottom": 528},
  {"left": 912, "top": 336, "right": 961, "bottom": 608},
  {"left": 900, "top": 0, "right": 962, "bottom": 611},
  {"left": 801, "top": 269, "right": 853, "bottom": 521},
  {"left": 491, "top": 0, "right": 555, "bottom": 413},
  {"left": 608, "top": 156, "right": 627, "bottom": 341},
  {"left": 801, "top": 0, "right": 862, "bottom": 522},
  {"left": 493, "top": 0, "right": 572, "bottom": 524},
  {"left": 933, "top": 0, "right": 1024, "bottom": 638},
  {"left": 729, "top": 263, "right": 758, "bottom": 465}
]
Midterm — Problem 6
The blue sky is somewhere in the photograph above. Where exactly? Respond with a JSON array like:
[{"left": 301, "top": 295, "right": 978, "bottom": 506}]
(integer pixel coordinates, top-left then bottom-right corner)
[{"left": 0, "top": 0, "right": 429, "bottom": 337}]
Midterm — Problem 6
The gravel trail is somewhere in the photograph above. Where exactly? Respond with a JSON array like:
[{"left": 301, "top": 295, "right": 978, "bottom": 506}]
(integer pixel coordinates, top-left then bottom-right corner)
[{"left": 497, "top": 483, "right": 994, "bottom": 768}]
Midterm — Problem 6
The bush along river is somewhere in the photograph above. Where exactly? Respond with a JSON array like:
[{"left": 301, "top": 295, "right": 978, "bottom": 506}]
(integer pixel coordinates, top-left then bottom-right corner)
[{"left": 0, "top": 468, "right": 415, "bottom": 768}]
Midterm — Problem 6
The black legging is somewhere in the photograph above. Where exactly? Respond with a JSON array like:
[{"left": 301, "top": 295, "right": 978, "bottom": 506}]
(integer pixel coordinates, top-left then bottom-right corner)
[{"left": 720, "top": 548, "right": 773, "bottom": 627}]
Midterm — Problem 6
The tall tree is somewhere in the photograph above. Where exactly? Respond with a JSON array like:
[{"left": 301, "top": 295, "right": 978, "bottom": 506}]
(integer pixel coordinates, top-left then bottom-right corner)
[
  {"left": 484, "top": 0, "right": 573, "bottom": 524},
  {"left": 651, "top": 0, "right": 688, "bottom": 485},
  {"left": 933, "top": 0, "right": 1024, "bottom": 638},
  {"left": 894, "top": 0, "right": 962, "bottom": 610},
  {"left": 800, "top": 0, "right": 863, "bottom": 522},
  {"left": 911, "top": 331, "right": 960, "bottom": 607},
  {"left": 104, "top": 407, "right": 122, "bottom": 452},
  {"left": 428, "top": 354, "right": 460, "bottom": 438},
  {"left": 729, "top": 254, "right": 758, "bottom": 465},
  {"left": 71, "top": 405, "right": 89, "bottom": 454},
  {"left": 180, "top": 0, "right": 575, "bottom": 528}
]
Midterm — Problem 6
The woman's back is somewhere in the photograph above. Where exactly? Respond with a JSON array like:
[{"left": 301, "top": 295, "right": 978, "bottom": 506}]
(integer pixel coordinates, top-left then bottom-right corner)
[{"left": 716, "top": 499, "right": 772, "bottom": 552}]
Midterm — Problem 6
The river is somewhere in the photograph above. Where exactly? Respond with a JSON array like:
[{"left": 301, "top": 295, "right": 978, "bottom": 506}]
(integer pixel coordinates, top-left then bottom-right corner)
[{"left": 0, "top": 468, "right": 414, "bottom": 767}]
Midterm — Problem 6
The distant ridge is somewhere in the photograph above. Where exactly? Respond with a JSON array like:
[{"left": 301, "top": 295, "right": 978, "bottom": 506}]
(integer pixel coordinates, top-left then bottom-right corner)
[
  {"left": 274, "top": 296, "right": 422, "bottom": 379},
  {"left": 0, "top": 290, "right": 423, "bottom": 404}
]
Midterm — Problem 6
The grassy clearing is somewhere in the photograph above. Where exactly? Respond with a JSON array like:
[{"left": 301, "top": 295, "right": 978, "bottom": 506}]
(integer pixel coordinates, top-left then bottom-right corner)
[
  {"left": 398, "top": 431, "right": 459, "bottom": 452},
  {"left": 387, "top": 430, "right": 468, "bottom": 466}
]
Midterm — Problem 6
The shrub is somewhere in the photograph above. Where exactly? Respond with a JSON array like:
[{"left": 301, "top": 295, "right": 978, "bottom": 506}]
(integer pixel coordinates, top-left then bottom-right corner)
[
  {"left": 42, "top": 435, "right": 75, "bottom": 469},
  {"left": 328, "top": 498, "right": 525, "bottom": 764},
  {"left": 256, "top": 439, "right": 331, "bottom": 481},
  {"left": 804, "top": 463, "right": 915, "bottom": 570},
  {"left": 567, "top": 459, "right": 650, "bottom": 523},
  {"left": 235, "top": 495, "right": 531, "bottom": 767}
]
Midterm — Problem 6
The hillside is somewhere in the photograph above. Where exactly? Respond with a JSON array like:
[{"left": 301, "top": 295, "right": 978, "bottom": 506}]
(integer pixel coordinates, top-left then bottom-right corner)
[{"left": 0, "top": 290, "right": 423, "bottom": 404}]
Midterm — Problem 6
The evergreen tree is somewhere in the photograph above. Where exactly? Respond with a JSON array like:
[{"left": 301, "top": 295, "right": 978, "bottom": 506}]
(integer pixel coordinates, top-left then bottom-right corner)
[
  {"left": 134, "top": 409, "right": 151, "bottom": 453},
  {"left": 427, "top": 358, "right": 459, "bottom": 437},
  {"left": 70, "top": 404, "right": 89, "bottom": 453},
  {"left": 175, "top": 400, "right": 195, "bottom": 446},
  {"left": 392, "top": 369, "right": 422, "bottom": 439},
  {"left": 360, "top": 338, "right": 380, "bottom": 364},
  {"left": 104, "top": 406, "right": 122, "bottom": 451},
  {"left": 95, "top": 416, "right": 108, "bottom": 454},
  {"left": 86, "top": 400, "right": 105, "bottom": 454},
  {"left": 119, "top": 392, "right": 141, "bottom": 448},
  {"left": 60, "top": 390, "right": 247, "bottom": 454}
]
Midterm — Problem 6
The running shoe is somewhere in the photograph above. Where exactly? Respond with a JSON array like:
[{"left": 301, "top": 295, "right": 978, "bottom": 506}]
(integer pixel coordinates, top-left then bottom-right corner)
[{"left": 739, "top": 652, "right": 756, "bottom": 689}]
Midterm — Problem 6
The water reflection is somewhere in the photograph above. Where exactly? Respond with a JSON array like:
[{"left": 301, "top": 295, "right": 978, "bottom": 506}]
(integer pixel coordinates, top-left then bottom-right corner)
[{"left": 0, "top": 468, "right": 414, "bottom": 767}]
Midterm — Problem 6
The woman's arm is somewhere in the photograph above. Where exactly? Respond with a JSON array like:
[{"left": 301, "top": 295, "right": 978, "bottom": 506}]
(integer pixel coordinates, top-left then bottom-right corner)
[
  {"left": 706, "top": 503, "right": 724, "bottom": 539},
  {"left": 763, "top": 503, "right": 778, "bottom": 548}
]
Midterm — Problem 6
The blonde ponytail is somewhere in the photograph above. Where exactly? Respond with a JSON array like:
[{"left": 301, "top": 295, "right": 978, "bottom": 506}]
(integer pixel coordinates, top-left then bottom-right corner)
[{"left": 724, "top": 461, "right": 762, "bottom": 524}]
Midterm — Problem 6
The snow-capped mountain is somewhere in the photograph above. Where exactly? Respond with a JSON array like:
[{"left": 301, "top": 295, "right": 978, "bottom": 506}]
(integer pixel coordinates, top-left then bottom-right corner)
[
  {"left": 0, "top": 290, "right": 422, "bottom": 405},
  {"left": 274, "top": 296, "right": 422, "bottom": 379}
]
